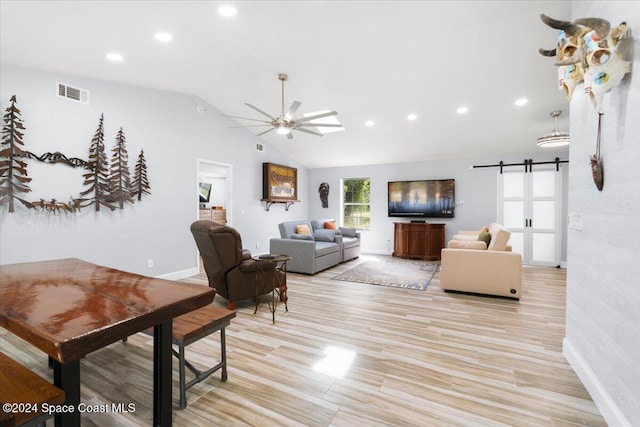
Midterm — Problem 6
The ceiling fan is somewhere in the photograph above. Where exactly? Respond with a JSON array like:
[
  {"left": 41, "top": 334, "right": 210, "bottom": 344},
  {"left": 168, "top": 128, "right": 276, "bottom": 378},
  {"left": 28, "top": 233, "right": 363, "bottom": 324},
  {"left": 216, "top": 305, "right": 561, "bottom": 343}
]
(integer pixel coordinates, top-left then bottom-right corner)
[{"left": 225, "top": 73, "right": 342, "bottom": 139}]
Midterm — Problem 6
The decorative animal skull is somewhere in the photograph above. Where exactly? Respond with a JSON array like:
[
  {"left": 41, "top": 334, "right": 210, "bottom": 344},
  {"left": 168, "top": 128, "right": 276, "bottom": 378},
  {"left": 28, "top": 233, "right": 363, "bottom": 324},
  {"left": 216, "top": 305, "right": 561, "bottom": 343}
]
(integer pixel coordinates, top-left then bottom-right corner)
[
  {"left": 539, "top": 15, "right": 632, "bottom": 110},
  {"left": 539, "top": 14, "right": 588, "bottom": 101},
  {"left": 580, "top": 21, "right": 632, "bottom": 111}
]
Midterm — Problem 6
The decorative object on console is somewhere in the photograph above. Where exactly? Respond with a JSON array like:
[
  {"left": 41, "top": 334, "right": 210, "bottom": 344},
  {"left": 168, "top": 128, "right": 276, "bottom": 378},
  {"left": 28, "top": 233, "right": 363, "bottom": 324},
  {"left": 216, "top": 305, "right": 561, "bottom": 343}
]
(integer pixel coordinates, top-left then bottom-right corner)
[
  {"left": 0, "top": 96, "right": 151, "bottom": 214},
  {"left": 262, "top": 162, "right": 299, "bottom": 211},
  {"left": 537, "top": 110, "right": 570, "bottom": 147},
  {"left": 539, "top": 14, "right": 632, "bottom": 112},
  {"left": 319, "top": 182, "right": 330, "bottom": 208},
  {"left": 224, "top": 73, "right": 342, "bottom": 139}
]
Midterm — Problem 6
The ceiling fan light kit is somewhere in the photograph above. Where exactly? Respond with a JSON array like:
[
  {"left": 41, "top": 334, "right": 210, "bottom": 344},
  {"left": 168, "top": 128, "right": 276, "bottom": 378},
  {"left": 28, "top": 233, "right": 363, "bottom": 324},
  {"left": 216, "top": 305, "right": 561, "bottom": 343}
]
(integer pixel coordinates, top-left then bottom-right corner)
[
  {"left": 225, "top": 73, "right": 341, "bottom": 139},
  {"left": 537, "top": 110, "right": 570, "bottom": 148}
]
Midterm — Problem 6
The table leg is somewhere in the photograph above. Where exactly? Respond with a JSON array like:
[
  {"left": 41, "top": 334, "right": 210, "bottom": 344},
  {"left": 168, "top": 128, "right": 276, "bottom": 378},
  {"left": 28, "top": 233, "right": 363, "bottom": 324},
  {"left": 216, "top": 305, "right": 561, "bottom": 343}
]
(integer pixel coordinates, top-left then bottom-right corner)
[
  {"left": 53, "top": 359, "right": 80, "bottom": 427},
  {"left": 154, "top": 320, "right": 173, "bottom": 426},
  {"left": 280, "top": 261, "right": 288, "bottom": 311}
]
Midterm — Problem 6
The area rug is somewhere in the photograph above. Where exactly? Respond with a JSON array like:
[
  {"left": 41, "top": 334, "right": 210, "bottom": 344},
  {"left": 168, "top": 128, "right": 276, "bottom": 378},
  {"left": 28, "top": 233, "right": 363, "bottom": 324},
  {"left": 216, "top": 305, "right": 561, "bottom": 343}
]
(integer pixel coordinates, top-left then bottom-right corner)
[{"left": 332, "top": 259, "right": 438, "bottom": 291}]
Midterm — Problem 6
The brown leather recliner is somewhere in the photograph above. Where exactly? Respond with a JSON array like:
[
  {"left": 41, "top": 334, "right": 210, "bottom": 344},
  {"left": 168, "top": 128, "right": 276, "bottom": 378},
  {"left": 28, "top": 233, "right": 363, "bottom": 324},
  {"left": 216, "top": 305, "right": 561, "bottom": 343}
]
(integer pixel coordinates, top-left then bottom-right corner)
[{"left": 190, "top": 220, "right": 285, "bottom": 310}]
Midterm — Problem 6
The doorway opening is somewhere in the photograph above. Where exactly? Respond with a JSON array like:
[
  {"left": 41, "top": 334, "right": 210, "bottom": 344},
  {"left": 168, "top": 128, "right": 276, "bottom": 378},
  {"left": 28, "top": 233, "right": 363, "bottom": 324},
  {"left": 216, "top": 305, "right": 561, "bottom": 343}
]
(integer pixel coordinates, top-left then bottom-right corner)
[{"left": 196, "top": 159, "right": 233, "bottom": 273}]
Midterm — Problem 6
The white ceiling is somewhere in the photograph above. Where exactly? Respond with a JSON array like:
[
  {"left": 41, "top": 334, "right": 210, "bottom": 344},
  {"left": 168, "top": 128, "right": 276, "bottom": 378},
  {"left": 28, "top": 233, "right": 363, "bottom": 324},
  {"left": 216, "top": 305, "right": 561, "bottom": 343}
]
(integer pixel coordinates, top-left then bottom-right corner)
[{"left": 0, "top": 0, "right": 572, "bottom": 169}]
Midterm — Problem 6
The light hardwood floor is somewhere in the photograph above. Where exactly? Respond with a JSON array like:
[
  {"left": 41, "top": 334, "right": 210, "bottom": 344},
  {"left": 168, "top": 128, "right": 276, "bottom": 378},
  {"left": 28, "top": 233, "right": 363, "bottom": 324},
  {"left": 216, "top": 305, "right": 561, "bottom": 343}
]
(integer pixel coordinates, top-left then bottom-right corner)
[{"left": 0, "top": 255, "right": 606, "bottom": 426}]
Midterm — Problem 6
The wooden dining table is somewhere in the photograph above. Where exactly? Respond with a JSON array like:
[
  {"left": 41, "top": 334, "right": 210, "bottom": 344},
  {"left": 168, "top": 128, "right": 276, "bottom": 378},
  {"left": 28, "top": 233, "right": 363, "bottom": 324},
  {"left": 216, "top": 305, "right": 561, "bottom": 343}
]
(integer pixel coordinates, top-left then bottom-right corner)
[{"left": 0, "top": 258, "right": 215, "bottom": 427}]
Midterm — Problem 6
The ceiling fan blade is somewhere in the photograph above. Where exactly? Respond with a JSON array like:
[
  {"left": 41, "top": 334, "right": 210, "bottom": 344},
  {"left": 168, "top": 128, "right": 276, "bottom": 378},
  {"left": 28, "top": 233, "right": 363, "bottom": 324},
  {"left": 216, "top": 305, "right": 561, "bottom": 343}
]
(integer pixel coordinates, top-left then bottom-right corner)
[
  {"left": 296, "top": 111, "right": 338, "bottom": 123},
  {"left": 221, "top": 114, "right": 271, "bottom": 123},
  {"left": 286, "top": 132, "right": 294, "bottom": 140},
  {"left": 257, "top": 127, "right": 276, "bottom": 136},
  {"left": 294, "top": 127, "right": 324, "bottom": 137},
  {"left": 245, "top": 103, "right": 276, "bottom": 121},
  {"left": 284, "top": 101, "right": 301, "bottom": 119},
  {"left": 297, "top": 123, "right": 344, "bottom": 128},
  {"left": 228, "top": 125, "right": 272, "bottom": 128}
]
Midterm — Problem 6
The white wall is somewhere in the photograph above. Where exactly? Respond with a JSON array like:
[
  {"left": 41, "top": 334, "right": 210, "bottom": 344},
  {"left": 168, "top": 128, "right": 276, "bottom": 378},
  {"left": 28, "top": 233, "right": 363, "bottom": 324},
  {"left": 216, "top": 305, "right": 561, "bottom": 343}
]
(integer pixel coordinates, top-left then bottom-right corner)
[
  {"left": 563, "top": 2, "right": 640, "bottom": 426},
  {"left": 0, "top": 64, "right": 309, "bottom": 276},
  {"left": 308, "top": 155, "right": 569, "bottom": 260}
]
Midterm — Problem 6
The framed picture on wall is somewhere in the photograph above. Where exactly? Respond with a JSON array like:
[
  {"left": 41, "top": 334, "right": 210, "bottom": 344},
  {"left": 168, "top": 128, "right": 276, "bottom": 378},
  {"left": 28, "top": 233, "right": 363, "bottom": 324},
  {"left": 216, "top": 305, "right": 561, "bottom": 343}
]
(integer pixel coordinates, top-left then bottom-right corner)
[{"left": 262, "top": 162, "right": 299, "bottom": 202}]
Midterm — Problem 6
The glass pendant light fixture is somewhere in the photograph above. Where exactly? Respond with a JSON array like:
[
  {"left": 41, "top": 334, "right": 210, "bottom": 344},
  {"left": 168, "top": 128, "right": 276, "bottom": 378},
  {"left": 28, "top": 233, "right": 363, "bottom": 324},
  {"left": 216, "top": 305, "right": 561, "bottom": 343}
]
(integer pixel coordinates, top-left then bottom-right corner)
[{"left": 537, "top": 110, "right": 570, "bottom": 147}]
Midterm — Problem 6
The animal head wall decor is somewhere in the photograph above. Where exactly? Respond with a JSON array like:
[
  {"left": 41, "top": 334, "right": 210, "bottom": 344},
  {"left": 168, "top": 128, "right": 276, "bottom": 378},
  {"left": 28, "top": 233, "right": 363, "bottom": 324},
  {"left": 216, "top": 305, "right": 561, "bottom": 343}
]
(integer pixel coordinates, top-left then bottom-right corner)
[
  {"left": 539, "top": 14, "right": 632, "bottom": 112},
  {"left": 318, "top": 182, "right": 330, "bottom": 208}
]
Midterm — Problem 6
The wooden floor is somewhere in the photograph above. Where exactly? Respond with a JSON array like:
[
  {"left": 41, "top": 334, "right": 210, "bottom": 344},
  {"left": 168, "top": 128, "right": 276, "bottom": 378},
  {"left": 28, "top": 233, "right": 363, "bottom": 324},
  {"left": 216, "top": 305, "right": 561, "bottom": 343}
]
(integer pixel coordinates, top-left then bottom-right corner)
[{"left": 0, "top": 254, "right": 605, "bottom": 426}]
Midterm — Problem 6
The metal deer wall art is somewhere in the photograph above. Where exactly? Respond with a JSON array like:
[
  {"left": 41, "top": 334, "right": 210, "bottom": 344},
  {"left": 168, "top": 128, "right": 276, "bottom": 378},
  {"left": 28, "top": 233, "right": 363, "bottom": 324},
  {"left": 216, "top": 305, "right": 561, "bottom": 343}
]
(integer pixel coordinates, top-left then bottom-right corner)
[{"left": 0, "top": 96, "right": 151, "bottom": 214}]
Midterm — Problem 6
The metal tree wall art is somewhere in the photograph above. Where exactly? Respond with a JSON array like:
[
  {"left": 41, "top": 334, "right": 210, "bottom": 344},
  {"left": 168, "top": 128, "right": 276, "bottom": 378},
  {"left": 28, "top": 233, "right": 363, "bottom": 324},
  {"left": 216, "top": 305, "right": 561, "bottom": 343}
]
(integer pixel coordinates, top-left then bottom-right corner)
[
  {"left": 539, "top": 14, "right": 632, "bottom": 112},
  {"left": 131, "top": 149, "right": 151, "bottom": 201},
  {"left": 81, "top": 114, "right": 117, "bottom": 211},
  {"left": 0, "top": 95, "right": 152, "bottom": 214},
  {"left": 0, "top": 95, "right": 32, "bottom": 212},
  {"left": 109, "top": 127, "right": 134, "bottom": 209}
]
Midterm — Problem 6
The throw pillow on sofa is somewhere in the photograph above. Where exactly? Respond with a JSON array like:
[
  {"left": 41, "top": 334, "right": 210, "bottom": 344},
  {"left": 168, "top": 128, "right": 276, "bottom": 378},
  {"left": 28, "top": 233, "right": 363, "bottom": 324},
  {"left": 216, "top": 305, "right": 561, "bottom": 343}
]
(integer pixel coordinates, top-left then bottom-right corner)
[
  {"left": 292, "top": 233, "right": 314, "bottom": 241},
  {"left": 477, "top": 231, "right": 491, "bottom": 246},
  {"left": 296, "top": 224, "right": 312, "bottom": 235},
  {"left": 324, "top": 220, "right": 337, "bottom": 230},
  {"left": 340, "top": 227, "right": 357, "bottom": 237},
  {"left": 313, "top": 229, "right": 336, "bottom": 242}
]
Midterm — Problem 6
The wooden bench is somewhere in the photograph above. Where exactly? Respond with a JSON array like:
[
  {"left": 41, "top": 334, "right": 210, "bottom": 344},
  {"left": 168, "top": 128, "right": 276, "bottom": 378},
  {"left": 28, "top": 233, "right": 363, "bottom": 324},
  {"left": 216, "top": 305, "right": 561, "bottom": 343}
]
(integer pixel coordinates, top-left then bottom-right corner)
[
  {"left": 141, "top": 305, "right": 236, "bottom": 409},
  {"left": 0, "top": 352, "right": 65, "bottom": 427}
]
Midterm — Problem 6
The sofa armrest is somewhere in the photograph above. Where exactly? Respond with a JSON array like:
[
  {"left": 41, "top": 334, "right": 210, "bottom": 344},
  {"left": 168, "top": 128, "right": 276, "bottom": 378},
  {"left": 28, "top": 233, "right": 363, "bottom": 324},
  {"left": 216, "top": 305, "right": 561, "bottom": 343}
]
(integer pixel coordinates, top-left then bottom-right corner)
[
  {"left": 270, "top": 238, "right": 317, "bottom": 274},
  {"left": 440, "top": 248, "right": 522, "bottom": 299}
]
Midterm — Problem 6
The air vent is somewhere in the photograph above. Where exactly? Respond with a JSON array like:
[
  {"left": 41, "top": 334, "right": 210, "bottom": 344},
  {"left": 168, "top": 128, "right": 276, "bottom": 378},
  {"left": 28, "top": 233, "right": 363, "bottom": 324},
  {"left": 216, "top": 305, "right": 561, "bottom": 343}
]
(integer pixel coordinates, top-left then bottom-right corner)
[
  {"left": 256, "top": 143, "right": 265, "bottom": 152},
  {"left": 56, "top": 81, "right": 90, "bottom": 105}
]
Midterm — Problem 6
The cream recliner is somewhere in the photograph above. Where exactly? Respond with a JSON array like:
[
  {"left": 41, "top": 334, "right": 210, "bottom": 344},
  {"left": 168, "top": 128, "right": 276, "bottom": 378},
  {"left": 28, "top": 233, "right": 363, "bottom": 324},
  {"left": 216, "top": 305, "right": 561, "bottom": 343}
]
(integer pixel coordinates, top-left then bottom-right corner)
[{"left": 440, "top": 223, "right": 522, "bottom": 299}]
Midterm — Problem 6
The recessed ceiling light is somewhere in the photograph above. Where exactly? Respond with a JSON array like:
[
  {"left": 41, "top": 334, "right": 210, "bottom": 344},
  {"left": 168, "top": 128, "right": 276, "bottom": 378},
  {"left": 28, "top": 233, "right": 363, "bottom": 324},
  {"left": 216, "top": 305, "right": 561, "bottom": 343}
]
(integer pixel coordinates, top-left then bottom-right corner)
[
  {"left": 154, "top": 32, "right": 173, "bottom": 42},
  {"left": 106, "top": 53, "right": 123, "bottom": 62},
  {"left": 515, "top": 98, "right": 528, "bottom": 106},
  {"left": 456, "top": 106, "right": 468, "bottom": 114},
  {"left": 365, "top": 120, "right": 375, "bottom": 127},
  {"left": 407, "top": 113, "right": 417, "bottom": 121},
  {"left": 218, "top": 5, "right": 237, "bottom": 17}
]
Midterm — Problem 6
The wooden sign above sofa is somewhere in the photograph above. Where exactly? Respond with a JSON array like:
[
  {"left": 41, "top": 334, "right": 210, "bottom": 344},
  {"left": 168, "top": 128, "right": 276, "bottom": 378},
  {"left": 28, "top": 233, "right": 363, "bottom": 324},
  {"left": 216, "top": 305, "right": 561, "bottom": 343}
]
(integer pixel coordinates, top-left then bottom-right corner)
[{"left": 262, "top": 162, "right": 300, "bottom": 211}]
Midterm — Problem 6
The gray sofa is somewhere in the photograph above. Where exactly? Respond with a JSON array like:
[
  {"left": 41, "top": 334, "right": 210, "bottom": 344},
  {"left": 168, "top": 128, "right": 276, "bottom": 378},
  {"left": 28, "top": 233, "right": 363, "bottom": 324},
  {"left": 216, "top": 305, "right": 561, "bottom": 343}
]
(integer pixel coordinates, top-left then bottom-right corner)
[
  {"left": 311, "top": 219, "right": 361, "bottom": 262},
  {"left": 269, "top": 219, "right": 361, "bottom": 274}
]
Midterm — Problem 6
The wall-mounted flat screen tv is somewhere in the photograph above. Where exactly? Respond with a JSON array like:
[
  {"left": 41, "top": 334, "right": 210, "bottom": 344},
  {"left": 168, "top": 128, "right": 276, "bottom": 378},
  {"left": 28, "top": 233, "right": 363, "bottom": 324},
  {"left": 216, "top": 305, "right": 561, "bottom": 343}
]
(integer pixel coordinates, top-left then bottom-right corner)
[
  {"left": 199, "top": 182, "right": 212, "bottom": 203},
  {"left": 388, "top": 179, "right": 455, "bottom": 218}
]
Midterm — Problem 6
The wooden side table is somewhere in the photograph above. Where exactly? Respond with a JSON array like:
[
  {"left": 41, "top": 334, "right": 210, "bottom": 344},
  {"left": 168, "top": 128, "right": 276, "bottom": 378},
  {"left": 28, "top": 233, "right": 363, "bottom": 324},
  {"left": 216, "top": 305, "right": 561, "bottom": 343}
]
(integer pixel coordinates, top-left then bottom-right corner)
[{"left": 252, "top": 254, "right": 290, "bottom": 323}]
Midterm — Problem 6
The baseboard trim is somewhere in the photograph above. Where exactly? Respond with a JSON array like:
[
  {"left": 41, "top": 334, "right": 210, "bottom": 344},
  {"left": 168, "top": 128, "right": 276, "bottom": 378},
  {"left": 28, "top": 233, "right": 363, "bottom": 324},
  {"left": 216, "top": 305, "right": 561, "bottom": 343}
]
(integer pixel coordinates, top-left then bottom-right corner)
[
  {"left": 363, "top": 249, "right": 393, "bottom": 255},
  {"left": 157, "top": 267, "right": 198, "bottom": 281},
  {"left": 563, "top": 337, "right": 631, "bottom": 427}
]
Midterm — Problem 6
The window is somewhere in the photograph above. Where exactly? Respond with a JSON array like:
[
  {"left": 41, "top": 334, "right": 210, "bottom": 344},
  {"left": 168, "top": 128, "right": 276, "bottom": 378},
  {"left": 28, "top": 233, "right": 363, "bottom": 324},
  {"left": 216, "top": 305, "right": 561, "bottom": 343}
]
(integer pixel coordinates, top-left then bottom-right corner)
[{"left": 342, "top": 178, "right": 370, "bottom": 230}]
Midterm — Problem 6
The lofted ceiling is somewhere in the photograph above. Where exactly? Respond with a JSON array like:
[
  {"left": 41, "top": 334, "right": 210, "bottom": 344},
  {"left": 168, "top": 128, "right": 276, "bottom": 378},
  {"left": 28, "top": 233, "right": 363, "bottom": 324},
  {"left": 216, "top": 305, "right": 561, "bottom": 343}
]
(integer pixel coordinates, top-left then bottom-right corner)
[{"left": 0, "top": 0, "right": 572, "bottom": 169}]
